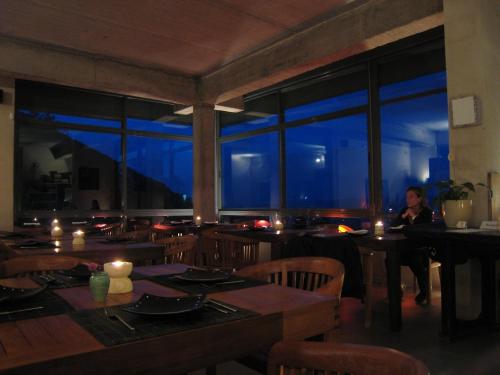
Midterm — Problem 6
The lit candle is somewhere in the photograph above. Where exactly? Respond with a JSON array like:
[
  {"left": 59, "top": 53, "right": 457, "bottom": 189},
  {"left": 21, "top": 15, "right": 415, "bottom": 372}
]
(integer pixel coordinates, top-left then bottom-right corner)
[
  {"left": 374, "top": 221, "right": 384, "bottom": 236},
  {"left": 195, "top": 215, "right": 202, "bottom": 226},
  {"left": 103, "top": 261, "right": 133, "bottom": 294},
  {"left": 72, "top": 230, "right": 85, "bottom": 245},
  {"left": 51, "top": 218, "right": 60, "bottom": 228},
  {"left": 51, "top": 225, "right": 63, "bottom": 238},
  {"left": 274, "top": 220, "right": 284, "bottom": 230}
]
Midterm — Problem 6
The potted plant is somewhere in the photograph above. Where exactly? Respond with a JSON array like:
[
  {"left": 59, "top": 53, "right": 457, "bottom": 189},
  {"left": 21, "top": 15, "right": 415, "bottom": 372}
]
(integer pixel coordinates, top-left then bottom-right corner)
[{"left": 432, "top": 179, "right": 486, "bottom": 227}]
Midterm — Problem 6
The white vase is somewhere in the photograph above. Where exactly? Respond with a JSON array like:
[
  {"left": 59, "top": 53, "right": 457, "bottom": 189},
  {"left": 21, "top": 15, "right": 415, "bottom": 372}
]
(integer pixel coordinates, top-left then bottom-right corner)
[{"left": 442, "top": 200, "right": 473, "bottom": 228}]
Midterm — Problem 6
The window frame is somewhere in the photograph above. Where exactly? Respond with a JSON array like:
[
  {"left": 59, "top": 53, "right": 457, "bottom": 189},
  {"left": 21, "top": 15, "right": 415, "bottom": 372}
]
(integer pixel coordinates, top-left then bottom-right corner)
[{"left": 217, "top": 26, "right": 446, "bottom": 219}]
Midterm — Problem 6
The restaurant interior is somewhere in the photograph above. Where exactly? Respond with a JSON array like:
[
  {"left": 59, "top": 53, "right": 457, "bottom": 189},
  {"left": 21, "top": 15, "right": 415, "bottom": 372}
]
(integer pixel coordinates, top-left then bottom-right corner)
[{"left": 0, "top": 0, "right": 499, "bottom": 374}]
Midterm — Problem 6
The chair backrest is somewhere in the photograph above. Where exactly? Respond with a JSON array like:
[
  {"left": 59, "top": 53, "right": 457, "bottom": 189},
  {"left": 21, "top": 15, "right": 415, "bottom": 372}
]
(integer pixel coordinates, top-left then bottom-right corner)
[
  {"left": 267, "top": 341, "right": 429, "bottom": 375},
  {"left": 155, "top": 235, "right": 198, "bottom": 265},
  {"left": 116, "top": 229, "right": 152, "bottom": 242},
  {"left": 200, "top": 232, "right": 259, "bottom": 270},
  {"left": 0, "top": 255, "right": 93, "bottom": 277},
  {"left": 236, "top": 257, "right": 344, "bottom": 297}
]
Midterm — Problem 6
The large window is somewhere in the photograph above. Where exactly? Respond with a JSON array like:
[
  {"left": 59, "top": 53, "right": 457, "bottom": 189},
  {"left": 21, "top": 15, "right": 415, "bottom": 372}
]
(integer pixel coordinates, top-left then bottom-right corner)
[
  {"left": 218, "top": 29, "right": 449, "bottom": 216},
  {"left": 379, "top": 45, "right": 448, "bottom": 211},
  {"left": 15, "top": 81, "right": 193, "bottom": 218}
]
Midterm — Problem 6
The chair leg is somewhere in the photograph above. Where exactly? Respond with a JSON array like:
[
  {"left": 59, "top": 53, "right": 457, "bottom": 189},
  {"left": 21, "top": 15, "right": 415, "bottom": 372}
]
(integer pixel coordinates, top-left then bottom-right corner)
[
  {"left": 362, "top": 252, "right": 374, "bottom": 328},
  {"left": 426, "top": 259, "right": 432, "bottom": 305}
]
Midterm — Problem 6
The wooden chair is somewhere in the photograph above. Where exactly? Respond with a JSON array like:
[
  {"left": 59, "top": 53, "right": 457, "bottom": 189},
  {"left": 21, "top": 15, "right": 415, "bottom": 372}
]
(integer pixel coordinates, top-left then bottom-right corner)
[
  {"left": 115, "top": 229, "right": 152, "bottom": 242},
  {"left": 267, "top": 341, "right": 429, "bottom": 375},
  {"left": 236, "top": 257, "right": 344, "bottom": 298},
  {"left": 155, "top": 235, "right": 198, "bottom": 265},
  {"left": 200, "top": 232, "right": 259, "bottom": 270},
  {"left": 0, "top": 255, "right": 93, "bottom": 277}
]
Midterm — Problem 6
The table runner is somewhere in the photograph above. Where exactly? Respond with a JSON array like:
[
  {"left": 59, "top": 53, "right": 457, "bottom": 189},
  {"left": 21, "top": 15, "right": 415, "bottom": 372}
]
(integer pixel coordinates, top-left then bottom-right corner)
[
  {"left": 31, "top": 271, "right": 147, "bottom": 289},
  {"left": 70, "top": 300, "right": 258, "bottom": 346}
]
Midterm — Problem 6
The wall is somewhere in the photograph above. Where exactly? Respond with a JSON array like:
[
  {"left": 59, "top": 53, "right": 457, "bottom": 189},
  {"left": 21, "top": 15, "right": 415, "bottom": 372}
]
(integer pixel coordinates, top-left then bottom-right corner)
[
  {"left": 444, "top": 0, "right": 500, "bottom": 319},
  {"left": 0, "top": 77, "right": 14, "bottom": 231}
]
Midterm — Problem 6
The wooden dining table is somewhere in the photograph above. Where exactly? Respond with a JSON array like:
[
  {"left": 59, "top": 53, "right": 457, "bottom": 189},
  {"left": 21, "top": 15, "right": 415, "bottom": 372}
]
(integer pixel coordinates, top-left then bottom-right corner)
[
  {"left": 0, "top": 264, "right": 338, "bottom": 374},
  {"left": 0, "top": 234, "right": 165, "bottom": 265}
]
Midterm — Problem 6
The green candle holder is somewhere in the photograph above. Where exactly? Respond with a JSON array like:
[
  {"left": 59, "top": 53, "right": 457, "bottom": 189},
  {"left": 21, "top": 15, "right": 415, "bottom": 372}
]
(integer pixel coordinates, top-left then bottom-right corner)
[{"left": 89, "top": 271, "right": 110, "bottom": 302}]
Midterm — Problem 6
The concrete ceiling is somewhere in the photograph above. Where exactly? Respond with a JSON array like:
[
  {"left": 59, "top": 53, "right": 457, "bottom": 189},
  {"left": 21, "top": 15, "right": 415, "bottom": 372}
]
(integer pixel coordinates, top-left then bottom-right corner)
[{"left": 0, "top": 0, "right": 360, "bottom": 77}]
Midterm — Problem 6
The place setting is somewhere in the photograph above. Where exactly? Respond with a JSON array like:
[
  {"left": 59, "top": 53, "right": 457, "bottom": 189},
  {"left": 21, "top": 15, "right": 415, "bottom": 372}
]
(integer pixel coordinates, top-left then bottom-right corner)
[
  {"left": 147, "top": 267, "right": 269, "bottom": 295},
  {"left": 0, "top": 282, "right": 74, "bottom": 322}
]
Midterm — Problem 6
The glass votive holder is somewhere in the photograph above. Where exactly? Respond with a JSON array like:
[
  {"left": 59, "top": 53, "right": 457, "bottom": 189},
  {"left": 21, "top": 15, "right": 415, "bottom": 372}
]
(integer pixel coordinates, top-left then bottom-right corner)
[
  {"left": 51, "top": 226, "right": 63, "bottom": 238},
  {"left": 72, "top": 230, "right": 85, "bottom": 246},
  {"left": 104, "top": 261, "right": 133, "bottom": 294},
  {"left": 374, "top": 221, "right": 384, "bottom": 236}
]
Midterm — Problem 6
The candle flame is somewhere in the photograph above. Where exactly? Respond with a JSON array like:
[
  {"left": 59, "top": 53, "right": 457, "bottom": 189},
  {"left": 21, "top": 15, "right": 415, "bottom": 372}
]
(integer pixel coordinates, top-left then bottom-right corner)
[{"left": 112, "top": 260, "right": 125, "bottom": 267}]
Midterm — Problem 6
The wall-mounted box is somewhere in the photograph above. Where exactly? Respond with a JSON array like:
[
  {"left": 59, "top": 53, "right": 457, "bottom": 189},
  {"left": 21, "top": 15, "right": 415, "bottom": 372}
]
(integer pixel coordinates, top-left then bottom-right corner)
[{"left": 450, "top": 95, "right": 480, "bottom": 127}]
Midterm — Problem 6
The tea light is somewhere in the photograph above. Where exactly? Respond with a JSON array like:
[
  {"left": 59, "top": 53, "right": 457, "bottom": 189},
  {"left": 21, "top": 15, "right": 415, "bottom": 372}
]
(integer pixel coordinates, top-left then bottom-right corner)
[
  {"left": 72, "top": 230, "right": 85, "bottom": 246},
  {"left": 195, "top": 215, "right": 202, "bottom": 226},
  {"left": 51, "top": 225, "right": 63, "bottom": 238},
  {"left": 103, "top": 261, "right": 133, "bottom": 294},
  {"left": 274, "top": 220, "right": 284, "bottom": 230},
  {"left": 374, "top": 221, "right": 384, "bottom": 236},
  {"left": 51, "top": 218, "right": 60, "bottom": 228}
]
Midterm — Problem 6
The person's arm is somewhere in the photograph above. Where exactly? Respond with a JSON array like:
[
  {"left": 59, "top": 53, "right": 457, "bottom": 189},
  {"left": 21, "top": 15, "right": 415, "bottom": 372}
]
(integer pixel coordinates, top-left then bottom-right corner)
[
  {"left": 413, "top": 207, "right": 432, "bottom": 224},
  {"left": 391, "top": 208, "right": 408, "bottom": 226}
]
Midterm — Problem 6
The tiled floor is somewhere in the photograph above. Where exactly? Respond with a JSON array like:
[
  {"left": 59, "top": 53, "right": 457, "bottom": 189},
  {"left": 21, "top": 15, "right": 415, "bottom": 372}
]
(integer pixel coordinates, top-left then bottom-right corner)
[{"left": 193, "top": 286, "right": 500, "bottom": 374}]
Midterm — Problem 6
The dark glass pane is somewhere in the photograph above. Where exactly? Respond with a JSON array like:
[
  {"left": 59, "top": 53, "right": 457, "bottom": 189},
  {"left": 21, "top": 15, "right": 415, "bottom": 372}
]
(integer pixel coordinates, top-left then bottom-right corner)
[
  {"left": 16, "top": 80, "right": 122, "bottom": 120},
  {"left": 126, "top": 136, "right": 193, "bottom": 209},
  {"left": 283, "top": 69, "right": 368, "bottom": 122},
  {"left": 380, "top": 71, "right": 447, "bottom": 101},
  {"left": 17, "top": 126, "right": 122, "bottom": 210},
  {"left": 286, "top": 114, "right": 369, "bottom": 208},
  {"left": 381, "top": 92, "right": 449, "bottom": 212},
  {"left": 16, "top": 109, "right": 121, "bottom": 128},
  {"left": 221, "top": 132, "right": 279, "bottom": 208},
  {"left": 219, "top": 94, "right": 278, "bottom": 136},
  {"left": 127, "top": 98, "right": 192, "bottom": 135}
]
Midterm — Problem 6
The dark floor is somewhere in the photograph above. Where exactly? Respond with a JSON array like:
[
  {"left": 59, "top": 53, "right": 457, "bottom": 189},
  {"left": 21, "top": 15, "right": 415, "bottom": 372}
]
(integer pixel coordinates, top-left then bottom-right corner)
[{"left": 193, "top": 286, "right": 500, "bottom": 374}]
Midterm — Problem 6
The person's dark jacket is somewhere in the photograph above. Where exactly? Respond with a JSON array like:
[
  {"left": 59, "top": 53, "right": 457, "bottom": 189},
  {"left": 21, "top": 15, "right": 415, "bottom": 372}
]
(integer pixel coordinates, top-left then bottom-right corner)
[{"left": 391, "top": 206, "right": 432, "bottom": 226}]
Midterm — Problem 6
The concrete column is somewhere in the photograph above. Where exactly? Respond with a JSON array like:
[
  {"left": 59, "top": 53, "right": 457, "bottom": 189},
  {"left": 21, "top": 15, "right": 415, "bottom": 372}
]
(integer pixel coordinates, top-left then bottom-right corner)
[
  {"left": 192, "top": 103, "right": 217, "bottom": 222},
  {"left": 0, "top": 77, "right": 14, "bottom": 231},
  {"left": 444, "top": 0, "right": 500, "bottom": 319}
]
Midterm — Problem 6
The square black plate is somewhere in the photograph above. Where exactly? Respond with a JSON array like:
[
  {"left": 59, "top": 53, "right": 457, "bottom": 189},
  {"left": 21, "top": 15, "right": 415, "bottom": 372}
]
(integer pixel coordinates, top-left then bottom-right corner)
[
  {"left": 174, "top": 268, "right": 231, "bottom": 282},
  {"left": 0, "top": 284, "right": 48, "bottom": 304}
]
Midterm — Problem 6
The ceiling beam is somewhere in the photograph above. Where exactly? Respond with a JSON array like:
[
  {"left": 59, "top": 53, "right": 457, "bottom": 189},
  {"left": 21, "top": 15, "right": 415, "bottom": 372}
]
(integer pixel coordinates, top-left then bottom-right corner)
[
  {"left": 0, "top": 36, "right": 196, "bottom": 105},
  {"left": 200, "top": 0, "right": 443, "bottom": 104}
]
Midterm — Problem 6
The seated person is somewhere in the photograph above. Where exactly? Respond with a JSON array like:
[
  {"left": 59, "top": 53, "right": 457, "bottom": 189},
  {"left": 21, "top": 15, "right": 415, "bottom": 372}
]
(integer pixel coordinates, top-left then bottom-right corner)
[{"left": 391, "top": 186, "right": 432, "bottom": 305}]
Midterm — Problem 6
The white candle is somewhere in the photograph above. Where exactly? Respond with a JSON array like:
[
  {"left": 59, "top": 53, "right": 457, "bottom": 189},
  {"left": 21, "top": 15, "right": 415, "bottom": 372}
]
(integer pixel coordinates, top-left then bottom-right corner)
[
  {"left": 51, "top": 218, "right": 60, "bottom": 228},
  {"left": 374, "top": 221, "right": 384, "bottom": 236},
  {"left": 274, "top": 220, "right": 284, "bottom": 230},
  {"left": 51, "top": 226, "right": 63, "bottom": 238},
  {"left": 195, "top": 216, "right": 202, "bottom": 226},
  {"left": 104, "top": 261, "right": 133, "bottom": 294},
  {"left": 72, "top": 230, "right": 85, "bottom": 245}
]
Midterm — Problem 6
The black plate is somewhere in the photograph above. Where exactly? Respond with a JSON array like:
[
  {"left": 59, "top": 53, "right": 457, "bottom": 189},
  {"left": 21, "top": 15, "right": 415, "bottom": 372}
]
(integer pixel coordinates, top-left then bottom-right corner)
[
  {"left": 174, "top": 268, "right": 231, "bottom": 282},
  {"left": 16, "top": 240, "right": 57, "bottom": 249},
  {"left": 58, "top": 264, "right": 91, "bottom": 279},
  {"left": 0, "top": 284, "right": 48, "bottom": 304},
  {"left": 122, "top": 293, "right": 206, "bottom": 316}
]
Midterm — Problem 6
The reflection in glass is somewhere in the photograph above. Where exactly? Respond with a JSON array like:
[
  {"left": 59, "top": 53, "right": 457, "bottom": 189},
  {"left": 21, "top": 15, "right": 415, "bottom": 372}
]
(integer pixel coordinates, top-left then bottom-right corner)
[
  {"left": 219, "top": 94, "right": 278, "bottom": 136},
  {"left": 18, "top": 126, "right": 122, "bottom": 210},
  {"left": 126, "top": 136, "right": 193, "bottom": 209},
  {"left": 221, "top": 133, "right": 279, "bottom": 208},
  {"left": 381, "top": 92, "right": 449, "bottom": 211},
  {"left": 286, "top": 114, "right": 369, "bottom": 208}
]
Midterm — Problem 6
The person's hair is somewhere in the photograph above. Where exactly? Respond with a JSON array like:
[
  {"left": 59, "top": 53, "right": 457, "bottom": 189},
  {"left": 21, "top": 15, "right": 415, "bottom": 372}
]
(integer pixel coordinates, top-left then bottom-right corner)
[{"left": 406, "top": 186, "right": 427, "bottom": 207}]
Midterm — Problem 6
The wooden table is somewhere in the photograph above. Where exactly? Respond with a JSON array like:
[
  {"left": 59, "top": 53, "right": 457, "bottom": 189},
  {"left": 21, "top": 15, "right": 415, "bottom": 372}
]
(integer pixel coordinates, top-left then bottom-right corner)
[
  {"left": 352, "top": 233, "right": 408, "bottom": 332},
  {"left": 404, "top": 226, "right": 500, "bottom": 340},
  {"left": 0, "top": 235, "right": 165, "bottom": 265},
  {"left": 0, "top": 264, "right": 338, "bottom": 374},
  {"left": 220, "top": 228, "right": 321, "bottom": 259}
]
